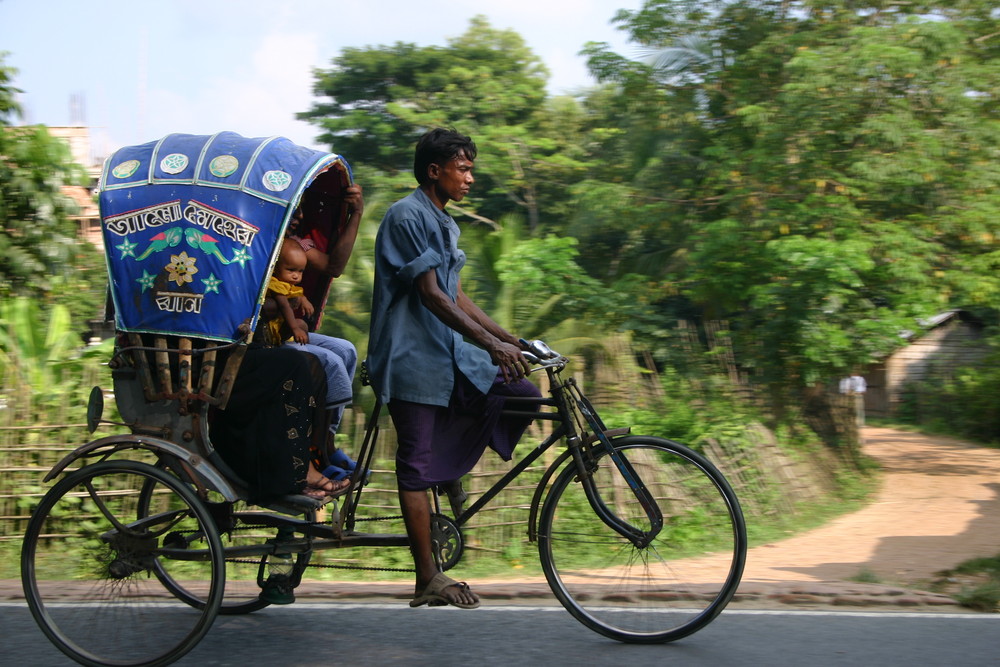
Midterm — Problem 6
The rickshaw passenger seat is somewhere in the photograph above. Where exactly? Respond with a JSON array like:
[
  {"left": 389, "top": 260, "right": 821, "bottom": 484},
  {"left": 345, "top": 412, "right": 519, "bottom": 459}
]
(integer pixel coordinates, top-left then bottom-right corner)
[{"left": 111, "top": 331, "right": 250, "bottom": 460}]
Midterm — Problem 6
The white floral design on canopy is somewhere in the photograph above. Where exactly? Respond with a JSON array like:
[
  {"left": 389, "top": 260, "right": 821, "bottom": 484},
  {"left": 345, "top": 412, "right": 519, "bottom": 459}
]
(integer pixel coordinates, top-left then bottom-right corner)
[{"left": 165, "top": 251, "right": 198, "bottom": 286}]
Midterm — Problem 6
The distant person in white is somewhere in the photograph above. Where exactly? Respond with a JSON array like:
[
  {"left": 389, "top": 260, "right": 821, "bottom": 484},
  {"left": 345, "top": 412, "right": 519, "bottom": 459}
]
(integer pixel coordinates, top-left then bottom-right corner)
[{"left": 840, "top": 374, "right": 867, "bottom": 427}]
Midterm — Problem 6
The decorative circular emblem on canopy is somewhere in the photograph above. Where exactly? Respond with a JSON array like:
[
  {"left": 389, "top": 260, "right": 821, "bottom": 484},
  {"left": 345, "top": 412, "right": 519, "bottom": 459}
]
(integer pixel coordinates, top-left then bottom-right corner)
[
  {"left": 209, "top": 155, "right": 239, "bottom": 178},
  {"left": 160, "top": 153, "right": 189, "bottom": 174},
  {"left": 262, "top": 170, "right": 292, "bottom": 192},
  {"left": 111, "top": 159, "right": 141, "bottom": 179}
]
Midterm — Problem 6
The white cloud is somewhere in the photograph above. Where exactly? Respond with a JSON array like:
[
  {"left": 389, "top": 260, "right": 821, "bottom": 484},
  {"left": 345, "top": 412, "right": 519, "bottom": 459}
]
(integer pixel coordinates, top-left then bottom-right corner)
[{"left": 144, "top": 31, "right": 323, "bottom": 149}]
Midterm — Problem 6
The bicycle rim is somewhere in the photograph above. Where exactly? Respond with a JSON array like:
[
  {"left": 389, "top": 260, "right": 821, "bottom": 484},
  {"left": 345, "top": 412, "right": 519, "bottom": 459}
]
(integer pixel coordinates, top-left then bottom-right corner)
[
  {"left": 538, "top": 436, "right": 746, "bottom": 643},
  {"left": 21, "top": 460, "right": 225, "bottom": 666}
]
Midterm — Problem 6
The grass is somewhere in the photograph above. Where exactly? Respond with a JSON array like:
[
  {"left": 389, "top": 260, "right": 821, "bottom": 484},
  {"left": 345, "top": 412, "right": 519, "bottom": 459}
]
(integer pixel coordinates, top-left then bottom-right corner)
[
  {"left": 0, "top": 540, "right": 21, "bottom": 579},
  {"left": 932, "top": 554, "right": 1000, "bottom": 612},
  {"left": 3, "top": 461, "right": 883, "bottom": 586},
  {"left": 955, "top": 582, "right": 1000, "bottom": 612},
  {"left": 5, "top": 417, "right": 885, "bottom": 587},
  {"left": 848, "top": 567, "right": 882, "bottom": 584}
]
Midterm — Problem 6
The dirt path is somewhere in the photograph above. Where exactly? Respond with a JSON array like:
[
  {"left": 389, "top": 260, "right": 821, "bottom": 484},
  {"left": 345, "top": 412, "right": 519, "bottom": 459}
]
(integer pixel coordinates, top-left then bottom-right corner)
[{"left": 740, "top": 426, "right": 1000, "bottom": 589}]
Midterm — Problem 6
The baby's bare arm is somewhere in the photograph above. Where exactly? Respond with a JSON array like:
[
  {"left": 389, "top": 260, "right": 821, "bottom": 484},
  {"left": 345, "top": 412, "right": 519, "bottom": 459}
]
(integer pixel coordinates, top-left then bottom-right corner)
[{"left": 273, "top": 294, "right": 298, "bottom": 329}]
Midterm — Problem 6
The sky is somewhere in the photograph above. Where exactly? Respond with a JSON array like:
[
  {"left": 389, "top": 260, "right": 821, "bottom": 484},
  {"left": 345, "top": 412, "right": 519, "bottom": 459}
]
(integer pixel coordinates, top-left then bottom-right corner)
[{"left": 1, "top": 0, "right": 644, "bottom": 162}]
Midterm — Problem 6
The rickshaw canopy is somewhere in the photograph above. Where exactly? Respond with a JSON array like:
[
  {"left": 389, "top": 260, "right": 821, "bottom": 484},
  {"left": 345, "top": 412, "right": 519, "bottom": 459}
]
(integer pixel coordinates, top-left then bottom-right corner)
[{"left": 98, "top": 131, "right": 352, "bottom": 342}]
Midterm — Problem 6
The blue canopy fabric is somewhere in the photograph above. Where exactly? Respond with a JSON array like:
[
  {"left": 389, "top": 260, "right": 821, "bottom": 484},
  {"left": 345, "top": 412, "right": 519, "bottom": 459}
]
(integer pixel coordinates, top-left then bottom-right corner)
[{"left": 98, "top": 132, "right": 351, "bottom": 342}]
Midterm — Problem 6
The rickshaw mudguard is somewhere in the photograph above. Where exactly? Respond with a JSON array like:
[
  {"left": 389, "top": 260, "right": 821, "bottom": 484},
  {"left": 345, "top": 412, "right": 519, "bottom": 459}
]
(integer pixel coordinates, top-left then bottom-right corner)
[{"left": 42, "top": 434, "right": 241, "bottom": 502}]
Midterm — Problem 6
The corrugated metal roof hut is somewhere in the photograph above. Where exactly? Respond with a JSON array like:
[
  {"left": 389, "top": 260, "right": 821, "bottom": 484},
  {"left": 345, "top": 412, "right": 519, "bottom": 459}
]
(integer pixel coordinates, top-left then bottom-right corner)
[{"left": 864, "top": 310, "right": 988, "bottom": 417}]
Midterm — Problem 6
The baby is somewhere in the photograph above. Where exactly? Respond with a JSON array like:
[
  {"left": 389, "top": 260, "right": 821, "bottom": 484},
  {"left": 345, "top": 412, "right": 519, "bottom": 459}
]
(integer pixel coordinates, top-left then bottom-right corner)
[{"left": 264, "top": 239, "right": 314, "bottom": 345}]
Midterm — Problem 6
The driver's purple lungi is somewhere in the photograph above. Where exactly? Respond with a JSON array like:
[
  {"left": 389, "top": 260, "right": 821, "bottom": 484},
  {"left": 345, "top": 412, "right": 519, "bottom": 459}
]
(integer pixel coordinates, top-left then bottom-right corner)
[{"left": 387, "top": 372, "right": 540, "bottom": 491}]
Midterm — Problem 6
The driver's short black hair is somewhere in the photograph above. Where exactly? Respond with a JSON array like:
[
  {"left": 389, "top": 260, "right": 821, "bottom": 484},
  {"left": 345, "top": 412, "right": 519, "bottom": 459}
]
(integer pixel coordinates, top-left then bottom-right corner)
[{"left": 413, "top": 128, "right": 477, "bottom": 186}]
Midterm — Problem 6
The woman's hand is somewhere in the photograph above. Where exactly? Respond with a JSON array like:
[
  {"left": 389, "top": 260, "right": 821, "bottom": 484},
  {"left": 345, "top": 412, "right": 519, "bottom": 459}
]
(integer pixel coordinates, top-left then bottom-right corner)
[{"left": 345, "top": 184, "right": 364, "bottom": 219}]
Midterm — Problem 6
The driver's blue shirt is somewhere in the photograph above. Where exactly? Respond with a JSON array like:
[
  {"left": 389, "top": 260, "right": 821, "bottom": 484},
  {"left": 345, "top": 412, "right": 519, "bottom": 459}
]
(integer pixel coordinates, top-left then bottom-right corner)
[{"left": 367, "top": 188, "right": 497, "bottom": 406}]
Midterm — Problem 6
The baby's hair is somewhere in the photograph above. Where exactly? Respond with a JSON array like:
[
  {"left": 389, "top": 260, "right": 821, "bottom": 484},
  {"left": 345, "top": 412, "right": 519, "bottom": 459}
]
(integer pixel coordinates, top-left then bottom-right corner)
[{"left": 280, "top": 238, "right": 307, "bottom": 263}]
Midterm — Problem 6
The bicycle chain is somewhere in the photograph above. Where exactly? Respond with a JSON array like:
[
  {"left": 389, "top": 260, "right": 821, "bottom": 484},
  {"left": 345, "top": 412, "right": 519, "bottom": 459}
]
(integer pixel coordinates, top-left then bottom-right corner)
[{"left": 226, "top": 513, "right": 405, "bottom": 534}]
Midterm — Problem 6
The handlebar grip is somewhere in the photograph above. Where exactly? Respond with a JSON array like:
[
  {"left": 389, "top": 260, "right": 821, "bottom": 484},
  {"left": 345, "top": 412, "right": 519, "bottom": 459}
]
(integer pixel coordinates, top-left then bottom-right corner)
[{"left": 520, "top": 338, "right": 559, "bottom": 360}]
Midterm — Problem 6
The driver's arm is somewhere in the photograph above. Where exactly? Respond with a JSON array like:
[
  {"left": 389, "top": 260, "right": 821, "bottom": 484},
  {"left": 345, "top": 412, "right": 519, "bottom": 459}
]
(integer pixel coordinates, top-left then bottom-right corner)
[{"left": 414, "top": 271, "right": 530, "bottom": 382}]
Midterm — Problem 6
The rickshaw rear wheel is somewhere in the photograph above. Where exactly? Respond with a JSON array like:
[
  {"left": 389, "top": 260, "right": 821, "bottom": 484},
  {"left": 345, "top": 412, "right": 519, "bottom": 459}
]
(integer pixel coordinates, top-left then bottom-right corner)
[{"left": 21, "top": 459, "right": 225, "bottom": 667}]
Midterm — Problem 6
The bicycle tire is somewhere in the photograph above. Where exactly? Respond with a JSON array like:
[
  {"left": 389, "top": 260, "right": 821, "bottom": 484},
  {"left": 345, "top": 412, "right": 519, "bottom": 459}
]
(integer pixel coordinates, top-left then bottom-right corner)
[
  {"left": 538, "top": 435, "right": 746, "bottom": 643},
  {"left": 21, "top": 459, "right": 225, "bottom": 666}
]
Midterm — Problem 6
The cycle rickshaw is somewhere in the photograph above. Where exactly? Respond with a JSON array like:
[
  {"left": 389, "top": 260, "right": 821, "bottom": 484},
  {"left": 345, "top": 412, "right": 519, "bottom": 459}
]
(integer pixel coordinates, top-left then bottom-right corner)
[{"left": 21, "top": 132, "right": 747, "bottom": 667}]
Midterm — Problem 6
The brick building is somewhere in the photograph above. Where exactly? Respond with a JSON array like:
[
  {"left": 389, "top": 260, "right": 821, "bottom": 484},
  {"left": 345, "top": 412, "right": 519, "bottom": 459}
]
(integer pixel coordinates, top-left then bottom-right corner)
[{"left": 47, "top": 125, "right": 105, "bottom": 250}]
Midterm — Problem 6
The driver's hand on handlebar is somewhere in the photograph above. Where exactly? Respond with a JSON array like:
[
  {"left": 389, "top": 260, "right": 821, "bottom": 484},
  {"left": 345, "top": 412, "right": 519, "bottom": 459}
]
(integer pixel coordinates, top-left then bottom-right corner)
[{"left": 490, "top": 340, "right": 532, "bottom": 383}]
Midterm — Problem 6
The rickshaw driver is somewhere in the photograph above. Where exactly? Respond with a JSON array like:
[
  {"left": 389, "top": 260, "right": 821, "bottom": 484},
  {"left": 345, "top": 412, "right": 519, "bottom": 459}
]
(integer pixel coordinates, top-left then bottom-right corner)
[{"left": 368, "top": 129, "right": 539, "bottom": 609}]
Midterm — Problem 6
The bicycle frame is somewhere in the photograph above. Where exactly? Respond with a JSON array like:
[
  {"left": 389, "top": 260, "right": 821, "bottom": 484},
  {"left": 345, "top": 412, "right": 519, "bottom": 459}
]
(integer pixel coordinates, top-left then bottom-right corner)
[{"left": 339, "top": 354, "right": 664, "bottom": 550}]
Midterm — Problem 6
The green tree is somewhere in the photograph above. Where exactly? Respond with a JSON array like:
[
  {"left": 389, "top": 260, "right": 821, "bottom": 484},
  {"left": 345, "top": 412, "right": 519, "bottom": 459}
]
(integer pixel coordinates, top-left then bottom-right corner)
[
  {"left": 0, "top": 53, "right": 90, "bottom": 297},
  {"left": 466, "top": 219, "right": 612, "bottom": 344},
  {"left": 0, "top": 296, "right": 112, "bottom": 423},
  {"left": 582, "top": 1, "right": 1000, "bottom": 424},
  {"left": 301, "top": 16, "right": 592, "bottom": 232}
]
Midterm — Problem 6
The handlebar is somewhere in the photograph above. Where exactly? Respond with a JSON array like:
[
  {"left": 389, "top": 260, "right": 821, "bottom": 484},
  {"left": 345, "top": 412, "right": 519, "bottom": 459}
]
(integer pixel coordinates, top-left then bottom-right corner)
[{"left": 520, "top": 339, "right": 566, "bottom": 370}]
